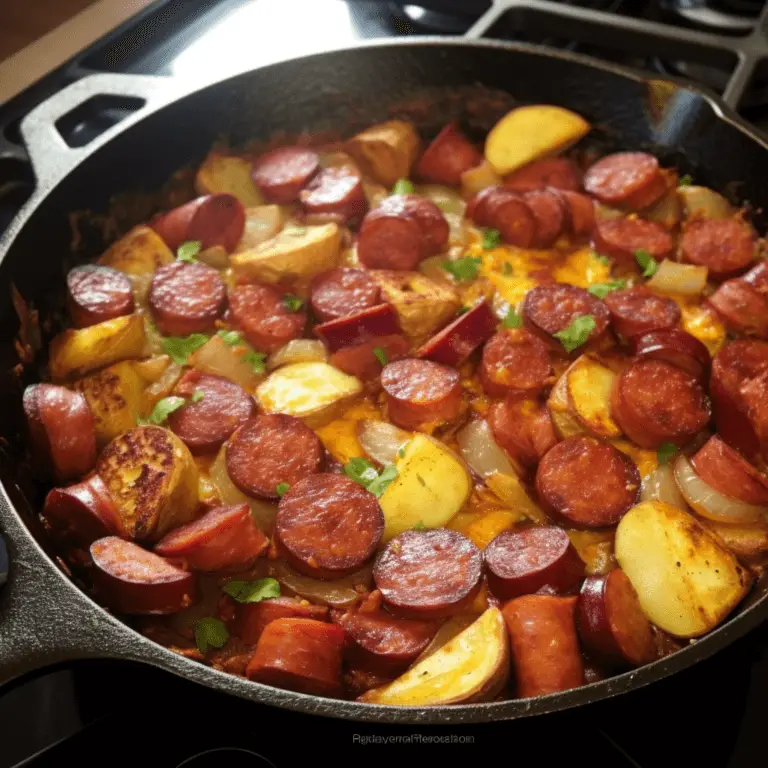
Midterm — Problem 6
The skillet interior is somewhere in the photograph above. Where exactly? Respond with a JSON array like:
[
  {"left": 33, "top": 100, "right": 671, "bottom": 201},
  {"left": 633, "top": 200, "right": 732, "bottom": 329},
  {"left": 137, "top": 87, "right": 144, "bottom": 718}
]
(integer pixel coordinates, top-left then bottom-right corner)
[{"left": 2, "top": 40, "right": 768, "bottom": 722}]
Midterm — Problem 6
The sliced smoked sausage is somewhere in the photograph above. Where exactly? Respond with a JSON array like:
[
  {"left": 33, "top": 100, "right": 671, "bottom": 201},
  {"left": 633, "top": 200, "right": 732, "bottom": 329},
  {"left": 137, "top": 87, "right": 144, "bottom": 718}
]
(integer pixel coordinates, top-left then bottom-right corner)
[
  {"left": 90, "top": 536, "right": 197, "bottom": 614},
  {"left": 381, "top": 358, "right": 462, "bottom": 430},
  {"left": 228, "top": 282, "right": 307, "bottom": 353},
  {"left": 276, "top": 473, "right": 384, "bottom": 579},
  {"left": 245, "top": 617, "right": 345, "bottom": 697},
  {"left": 584, "top": 152, "right": 667, "bottom": 210},
  {"left": 226, "top": 414, "right": 324, "bottom": 500},
  {"left": 523, "top": 188, "right": 567, "bottom": 247},
  {"left": 505, "top": 158, "right": 582, "bottom": 192},
  {"left": 149, "top": 261, "right": 226, "bottom": 337},
  {"left": 612, "top": 359, "right": 711, "bottom": 449},
  {"left": 604, "top": 287, "right": 681, "bottom": 339},
  {"left": 314, "top": 303, "right": 400, "bottom": 352},
  {"left": 480, "top": 329, "right": 553, "bottom": 397},
  {"left": 502, "top": 594, "right": 585, "bottom": 698},
  {"left": 237, "top": 597, "right": 329, "bottom": 645},
  {"left": 681, "top": 218, "right": 755, "bottom": 279},
  {"left": 632, "top": 329, "right": 710, "bottom": 381},
  {"left": 484, "top": 527, "right": 584, "bottom": 601},
  {"left": 168, "top": 371, "right": 255, "bottom": 454},
  {"left": 66, "top": 265, "right": 134, "bottom": 329},
  {"left": 467, "top": 187, "right": 536, "bottom": 248},
  {"left": 709, "top": 278, "right": 768, "bottom": 338},
  {"left": 591, "top": 218, "right": 673, "bottom": 263},
  {"left": 415, "top": 123, "right": 482, "bottom": 185},
  {"left": 330, "top": 334, "right": 409, "bottom": 382},
  {"left": 299, "top": 166, "right": 368, "bottom": 223},
  {"left": 536, "top": 436, "right": 641, "bottom": 528},
  {"left": 488, "top": 396, "right": 557, "bottom": 468},
  {"left": 310, "top": 268, "right": 381, "bottom": 323},
  {"left": 373, "top": 529, "right": 483, "bottom": 619},
  {"left": 251, "top": 146, "right": 320, "bottom": 204},
  {"left": 417, "top": 300, "right": 498, "bottom": 367}
]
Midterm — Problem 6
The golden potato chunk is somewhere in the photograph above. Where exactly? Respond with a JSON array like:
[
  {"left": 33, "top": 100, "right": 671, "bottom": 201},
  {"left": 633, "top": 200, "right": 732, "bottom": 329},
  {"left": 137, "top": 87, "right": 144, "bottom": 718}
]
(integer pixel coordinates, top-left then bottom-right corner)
[
  {"left": 194, "top": 151, "right": 264, "bottom": 206},
  {"left": 566, "top": 355, "right": 622, "bottom": 439},
  {"left": 346, "top": 120, "right": 420, "bottom": 187}
]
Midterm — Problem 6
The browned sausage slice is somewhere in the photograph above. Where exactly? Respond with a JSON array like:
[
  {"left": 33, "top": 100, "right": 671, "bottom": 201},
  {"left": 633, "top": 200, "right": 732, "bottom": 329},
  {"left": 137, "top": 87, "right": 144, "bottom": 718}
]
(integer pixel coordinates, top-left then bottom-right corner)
[
  {"left": 592, "top": 218, "right": 673, "bottom": 263},
  {"left": 310, "top": 268, "right": 381, "bottom": 323},
  {"left": 536, "top": 436, "right": 641, "bottom": 528},
  {"left": 66, "top": 265, "right": 134, "bottom": 329},
  {"left": 335, "top": 610, "right": 440, "bottom": 674},
  {"left": 505, "top": 158, "right": 582, "bottom": 192},
  {"left": 468, "top": 187, "right": 536, "bottom": 248},
  {"left": 415, "top": 123, "right": 483, "bottom": 185},
  {"left": 314, "top": 303, "right": 400, "bottom": 352},
  {"left": 488, "top": 396, "right": 557, "bottom": 468},
  {"left": 373, "top": 529, "right": 483, "bottom": 619},
  {"left": 681, "top": 218, "right": 755, "bottom": 279},
  {"left": 612, "top": 359, "right": 711, "bottom": 449},
  {"left": 584, "top": 152, "right": 666, "bottom": 209},
  {"left": 480, "top": 329, "right": 553, "bottom": 397},
  {"left": 632, "top": 329, "right": 711, "bottom": 381},
  {"left": 168, "top": 371, "right": 255, "bottom": 454},
  {"left": 228, "top": 282, "right": 307, "bottom": 353},
  {"left": 381, "top": 358, "right": 462, "bottom": 430},
  {"left": 485, "top": 527, "right": 584, "bottom": 601},
  {"left": 556, "top": 190, "right": 595, "bottom": 237},
  {"left": 709, "top": 278, "right": 768, "bottom": 338},
  {"left": 245, "top": 617, "right": 345, "bottom": 696},
  {"left": 226, "top": 414, "right": 324, "bottom": 500},
  {"left": 251, "top": 146, "right": 320, "bottom": 203},
  {"left": 578, "top": 569, "right": 656, "bottom": 667},
  {"left": 604, "top": 287, "right": 681, "bottom": 339},
  {"left": 237, "top": 596, "right": 329, "bottom": 645},
  {"left": 149, "top": 261, "right": 226, "bottom": 337},
  {"left": 154, "top": 503, "right": 268, "bottom": 571},
  {"left": 330, "top": 334, "right": 410, "bottom": 382},
  {"left": 299, "top": 166, "right": 369, "bottom": 224},
  {"left": 23, "top": 384, "right": 97, "bottom": 483},
  {"left": 502, "top": 594, "right": 585, "bottom": 697},
  {"left": 523, "top": 188, "right": 567, "bottom": 247},
  {"left": 417, "top": 300, "right": 498, "bottom": 367},
  {"left": 90, "top": 536, "right": 198, "bottom": 614},
  {"left": 380, "top": 195, "right": 450, "bottom": 256},
  {"left": 276, "top": 473, "right": 384, "bottom": 579}
]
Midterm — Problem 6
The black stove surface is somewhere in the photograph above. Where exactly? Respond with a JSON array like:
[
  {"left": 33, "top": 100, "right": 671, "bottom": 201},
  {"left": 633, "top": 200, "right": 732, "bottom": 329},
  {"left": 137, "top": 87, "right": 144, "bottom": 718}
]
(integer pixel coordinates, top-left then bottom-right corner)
[{"left": 2, "top": 1, "right": 768, "bottom": 766}]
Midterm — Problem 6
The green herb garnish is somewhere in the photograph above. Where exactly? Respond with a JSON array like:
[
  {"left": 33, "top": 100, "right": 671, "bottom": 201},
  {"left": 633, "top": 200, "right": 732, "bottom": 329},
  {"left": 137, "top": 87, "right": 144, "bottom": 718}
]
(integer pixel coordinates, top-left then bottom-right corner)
[
  {"left": 482, "top": 228, "right": 502, "bottom": 250},
  {"left": 442, "top": 256, "right": 482, "bottom": 282},
  {"left": 587, "top": 279, "right": 627, "bottom": 299},
  {"left": 177, "top": 240, "right": 202, "bottom": 263},
  {"left": 678, "top": 174, "right": 693, "bottom": 187},
  {"left": 195, "top": 618, "right": 229, "bottom": 653},
  {"left": 635, "top": 249, "right": 659, "bottom": 278},
  {"left": 502, "top": 308, "right": 523, "bottom": 329},
  {"left": 243, "top": 350, "right": 267, "bottom": 374},
  {"left": 503, "top": 262, "right": 513, "bottom": 275},
  {"left": 223, "top": 578, "right": 281, "bottom": 604},
  {"left": 344, "top": 457, "right": 398, "bottom": 498},
  {"left": 162, "top": 333, "right": 209, "bottom": 365},
  {"left": 191, "top": 390, "right": 205, "bottom": 403},
  {"left": 657, "top": 443, "right": 678, "bottom": 466},
  {"left": 276, "top": 482, "right": 290, "bottom": 497},
  {"left": 592, "top": 251, "right": 611, "bottom": 265},
  {"left": 217, "top": 329, "right": 243, "bottom": 346},
  {"left": 366, "top": 465, "right": 398, "bottom": 498},
  {"left": 456, "top": 306, "right": 470, "bottom": 316},
  {"left": 553, "top": 315, "right": 596, "bottom": 353},
  {"left": 138, "top": 396, "right": 186, "bottom": 426},
  {"left": 373, "top": 346, "right": 388, "bottom": 367},
  {"left": 283, "top": 294, "right": 304, "bottom": 313},
  {"left": 392, "top": 178, "right": 415, "bottom": 195},
  {"left": 412, "top": 521, "right": 426, "bottom": 531}
]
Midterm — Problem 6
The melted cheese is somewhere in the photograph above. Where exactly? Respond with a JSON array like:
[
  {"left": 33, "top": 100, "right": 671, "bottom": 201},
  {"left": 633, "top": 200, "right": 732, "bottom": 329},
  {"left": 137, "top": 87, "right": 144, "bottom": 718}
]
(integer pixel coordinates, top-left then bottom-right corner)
[{"left": 314, "top": 399, "right": 382, "bottom": 464}]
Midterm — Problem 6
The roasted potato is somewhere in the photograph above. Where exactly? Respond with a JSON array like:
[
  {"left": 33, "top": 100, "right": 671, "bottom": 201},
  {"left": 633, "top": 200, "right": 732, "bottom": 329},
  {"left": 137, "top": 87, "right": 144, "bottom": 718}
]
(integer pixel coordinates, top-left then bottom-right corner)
[
  {"left": 97, "top": 425, "right": 198, "bottom": 542},
  {"left": 49, "top": 314, "right": 146, "bottom": 381},
  {"left": 485, "top": 471, "right": 549, "bottom": 525},
  {"left": 359, "top": 608, "right": 509, "bottom": 705},
  {"left": 547, "top": 372, "right": 583, "bottom": 440},
  {"left": 460, "top": 160, "right": 503, "bottom": 198},
  {"left": 345, "top": 120, "right": 420, "bottom": 187},
  {"left": 195, "top": 151, "right": 265, "bottom": 206},
  {"left": 448, "top": 508, "right": 523, "bottom": 550},
  {"left": 677, "top": 185, "right": 734, "bottom": 220},
  {"left": 565, "top": 355, "right": 622, "bottom": 439}
]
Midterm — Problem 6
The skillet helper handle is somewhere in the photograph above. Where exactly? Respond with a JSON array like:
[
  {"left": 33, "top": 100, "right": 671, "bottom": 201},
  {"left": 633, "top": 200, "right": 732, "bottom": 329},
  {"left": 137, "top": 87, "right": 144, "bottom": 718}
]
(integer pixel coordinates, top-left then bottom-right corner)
[{"left": 19, "top": 73, "right": 170, "bottom": 190}]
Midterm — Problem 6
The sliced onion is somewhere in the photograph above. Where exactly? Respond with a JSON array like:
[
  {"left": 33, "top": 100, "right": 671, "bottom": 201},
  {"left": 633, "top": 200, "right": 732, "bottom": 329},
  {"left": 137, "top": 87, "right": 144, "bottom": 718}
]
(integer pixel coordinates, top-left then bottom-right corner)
[
  {"left": 358, "top": 419, "right": 411, "bottom": 465},
  {"left": 267, "top": 339, "right": 327, "bottom": 371},
  {"left": 237, "top": 204, "right": 283, "bottom": 251},
  {"left": 647, "top": 260, "right": 708, "bottom": 296},
  {"left": 271, "top": 559, "right": 372, "bottom": 608},
  {"left": 145, "top": 361, "right": 183, "bottom": 400},
  {"left": 457, "top": 419, "right": 518, "bottom": 479},
  {"left": 641, "top": 462, "right": 688, "bottom": 510},
  {"left": 196, "top": 245, "right": 229, "bottom": 269},
  {"left": 189, "top": 335, "right": 263, "bottom": 391},
  {"left": 677, "top": 185, "right": 733, "bottom": 220},
  {"left": 485, "top": 472, "right": 549, "bottom": 525},
  {"left": 413, "top": 614, "right": 477, "bottom": 665},
  {"left": 674, "top": 453, "right": 766, "bottom": 524},
  {"left": 416, "top": 184, "right": 467, "bottom": 244},
  {"left": 134, "top": 354, "right": 171, "bottom": 384}
]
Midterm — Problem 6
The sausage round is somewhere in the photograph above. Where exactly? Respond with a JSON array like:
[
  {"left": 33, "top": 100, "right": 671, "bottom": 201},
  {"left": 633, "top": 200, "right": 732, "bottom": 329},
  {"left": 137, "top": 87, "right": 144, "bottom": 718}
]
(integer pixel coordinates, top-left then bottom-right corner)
[
  {"left": 577, "top": 569, "right": 656, "bottom": 667},
  {"left": 612, "top": 359, "right": 711, "bottom": 449},
  {"left": 523, "top": 188, "right": 567, "bottom": 247},
  {"left": 251, "top": 146, "right": 320, "bottom": 204},
  {"left": 467, "top": 187, "right": 536, "bottom": 248},
  {"left": 591, "top": 218, "right": 673, "bottom": 263},
  {"left": 154, "top": 503, "right": 268, "bottom": 571},
  {"left": 604, "top": 287, "right": 681, "bottom": 339},
  {"left": 168, "top": 371, "right": 255, "bottom": 454},
  {"left": 691, "top": 435, "right": 768, "bottom": 506},
  {"left": 66, "top": 265, "right": 134, "bottom": 329},
  {"left": 505, "top": 158, "right": 582, "bottom": 192},
  {"left": 228, "top": 282, "right": 307, "bottom": 353},
  {"left": 310, "top": 268, "right": 381, "bottom": 323},
  {"left": 329, "top": 334, "right": 409, "bottom": 382},
  {"left": 381, "top": 358, "right": 462, "bottom": 430},
  {"left": 480, "top": 328, "right": 553, "bottom": 397},
  {"left": 522, "top": 283, "right": 610, "bottom": 348},
  {"left": 415, "top": 123, "right": 483, "bottom": 185},
  {"left": 314, "top": 303, "right": 400, "bottom": 352},
  {"left": 187, "top": 193, "right": 246, "bottom": 253},
  {"left": 536, "top": 436, "right": 641, "bottom": 528},
  {"left": 335, "top": 610, "right": 440, "bottom": 674},
  {"left": 226, "top": 414, "right": 324, "bottom": 500},
  {"left": 484, "top": 527, "right": 584, "bottom": 601},
  {"left": 632, "top": 329, "right": 711, "bottom": 381},
  {"left": 245, "top": 617, "right": 345, "bottom": 697},
  {"left": 90, "top": 536, "right": 197, "bottom": 614},
  {"left": 276, "top": 473, "right": 384, "bottom": 579},
  {"left": 23, "top": 383, "right": 97, "bottom": 483},
  {"left": 681, "top": 218, "right": 755, "bottom": 279},
  {"left": 149, "top": 261, "right": 226, "bottom": 337},
  {"left": 583, "top": 152, "right": 667, "bottom": 209},
  {"left": 742, "top": 259, "right": 768, "bottom": 295},
  {"left": 488, "top": 396, "right": 558, "bottom": 468},
  {"left": 374, "top": 529, "right": 483, "bottom": 619},
  {"left": 557, "top": 190, "right": 595, "bottom": 237},
  {"left": 709, "top": 278, "right": 768, "bottom": 338},
  {"left": 237, "top": 596, "right": 329, "bottom": 645},
  {"left": 299, "top": 166, "right": 368, "bottom": 224},
  {"left": 502, "top": 594, "right": 585, "bottom": 698}
]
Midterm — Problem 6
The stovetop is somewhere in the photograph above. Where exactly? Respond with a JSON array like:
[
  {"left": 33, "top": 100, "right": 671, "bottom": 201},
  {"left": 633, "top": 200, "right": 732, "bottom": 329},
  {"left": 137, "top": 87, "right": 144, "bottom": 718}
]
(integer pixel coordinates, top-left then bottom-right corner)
[{"left": 2, "top": 1, "right": 768, "bottom": 765}]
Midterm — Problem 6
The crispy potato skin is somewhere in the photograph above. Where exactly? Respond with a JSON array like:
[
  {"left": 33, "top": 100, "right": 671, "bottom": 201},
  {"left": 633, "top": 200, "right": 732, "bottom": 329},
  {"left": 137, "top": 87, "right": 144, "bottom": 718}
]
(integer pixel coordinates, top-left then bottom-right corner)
[
  {"left": 346, "top": 120, "right": 420, "bottom": 187},
  {"left": 195, "top": 152, "right": 265, "bottom": 206}
]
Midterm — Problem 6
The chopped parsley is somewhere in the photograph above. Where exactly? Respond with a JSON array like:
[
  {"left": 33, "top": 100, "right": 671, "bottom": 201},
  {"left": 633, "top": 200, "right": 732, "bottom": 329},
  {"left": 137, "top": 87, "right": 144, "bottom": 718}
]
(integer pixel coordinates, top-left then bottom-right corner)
[
  {"left": 456, "top": 306, "right": 470, "bottom": 316},
  {"left": 442, "top": 256, "right": 481, "bottom": 282},
  {"left": 344, "top": 457, "right": 398, "bottom": 498},
  {"left": 195, "top": 617, "right": 229, "bottom": 653},
  {"left": 243, "top": 350, "right": 267, "bottom": 374},
  {"left": 553, "top": 315, "right": 596, "bottom": 353},
  {"left": 191, "top": 390, "right": 205, "bottom": 403},
  {"left": 587, "top": 279, "right": 627, "bottom": 299},
  {"left": 176, "top": 240, "right": 201, "bottom": 263},
  {"left": 217, "top": 329, "right": 243, "bottom": 346},
  {"left": 223, "top": 578, "right": 281, "bottom": 604},
  {"left": 592, "top": 251, "right": 611, "bottom": 265},
  {"left": 162, "top": 333, "right": 209, "bottom": 365},
  {"left": 502, "top": 308, "right": 523, "bottom": 329},
  {"left": 373, "top": 346, "right": 388, "bottom": 367},
  {"left": 412, "top": 521, "right": 427, "bottom": 531},
  {"left": 283, "top": 294, "right": 304, "bottom": 313},
  {"left": 678, "top": 174, "right": 693, "bottom": 187},
  {"left": 503, "top": 262, "right": 513, "bottom": 275},
  {"left": 482, "top": 228, "right": 502, "bottom": 250},
  {"left": 391, "top": 178, "right": 415, "bottom": 195},
  {"left": 138, "top": 396, "right": 186, "bottom": 426},
  {"left": 657, "top": 442, "right": 678, "bottom": 466},
  {"left": 635, "top": 249, "right": 659, "bottom": 278},
  {"left": 276, "top": 482, "right": 290, "bottom": 497},
  {"left": 398, "top": 447, "right": 406, "bottom": 459}
]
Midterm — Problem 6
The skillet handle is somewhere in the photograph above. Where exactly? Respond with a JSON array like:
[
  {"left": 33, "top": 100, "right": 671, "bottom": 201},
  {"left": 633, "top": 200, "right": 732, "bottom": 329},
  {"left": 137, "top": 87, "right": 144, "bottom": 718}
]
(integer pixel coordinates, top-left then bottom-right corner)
[{"left": 19, "top": 73, "right": 171, "bottom": 190}]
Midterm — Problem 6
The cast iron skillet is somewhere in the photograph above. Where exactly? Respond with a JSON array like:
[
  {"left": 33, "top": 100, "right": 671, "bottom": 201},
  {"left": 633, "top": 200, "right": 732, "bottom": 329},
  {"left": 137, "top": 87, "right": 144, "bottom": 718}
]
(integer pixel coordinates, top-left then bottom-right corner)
[{"left": 1, "top": 39, "right": 768, "bottom": 724}]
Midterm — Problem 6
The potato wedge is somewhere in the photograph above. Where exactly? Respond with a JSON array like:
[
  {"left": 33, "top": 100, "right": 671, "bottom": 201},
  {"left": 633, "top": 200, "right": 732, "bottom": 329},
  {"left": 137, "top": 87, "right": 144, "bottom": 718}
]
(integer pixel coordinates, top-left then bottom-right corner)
[
  {"left": 566, "top": 355, "right": 622, "bottom": 439},
  {"left": 485, "top": 105, "right": 591, "bottom": 175},
  {"left": 461, "top": 160, "right": 503, "bottom": 198},
  {"left": 615, "top": 500, "right": 752, "bottom": 638},
  {"left": 485, "top": 472, "right": 549, "bottom": 525},
  {"left": 97, "top": 426, "right": 198, "bottom": 542},
  {"left": 677, "top": 185, "right": 733, "bottom": 220},
  {"left": 74, "top": 361, "right": 147, "bottom": 446},
  {"left": 379, "top": 433, "right": 471, "bottom": 542},
  {"left": 359, "top": 607, "right": 509, "bottom": 705},
  {"left": 236, "top": 205, "right": 284, "bottom": 252},
  {"left": 256, "top": 361, "right": 362, "bottom": 428},
  {"left": 370, "top": 270, "right": 460, "bottom": 342},
  {"left": 194, "top": 151, "right": 264, "bottom": 206},
  {"left": 346, "top": 120, "right": 420, "bottom": 187},
  {"left": 49, "top": 314, "right": 146, "bottom": 381},
  {"left": 547, "top": 372, "right": 583, "bottom": 440},
  {"left": 701, "top": 519, "right": 768, "bottom": 565},
  {"left": 230, "top": 223, "right": 341, "bottom": 284}
]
